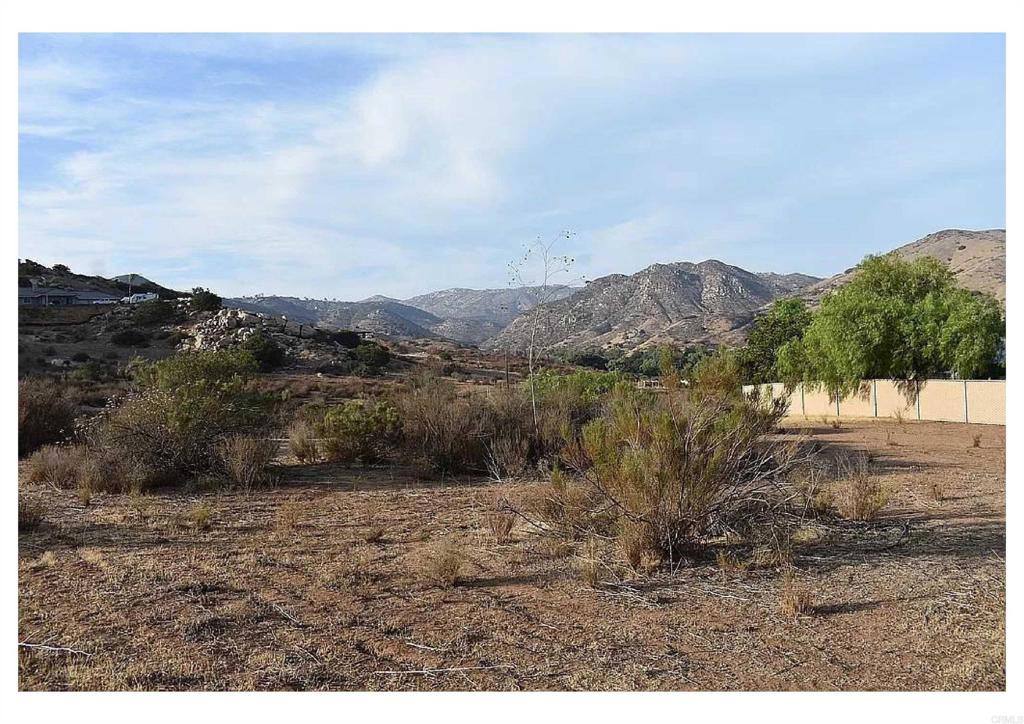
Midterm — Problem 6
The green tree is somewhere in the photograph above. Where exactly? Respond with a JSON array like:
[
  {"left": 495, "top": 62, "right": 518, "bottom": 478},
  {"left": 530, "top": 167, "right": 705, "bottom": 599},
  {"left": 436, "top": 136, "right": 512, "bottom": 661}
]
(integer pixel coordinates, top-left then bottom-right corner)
[
  {"left": 739, "top": 298, "right": 812, "bottom": 384},
  {"left": 189, "top": 287, "right": 222, "bottom": 312},
  {"left": 779, "top": 255, "right": 1004, "bottom": 398}
]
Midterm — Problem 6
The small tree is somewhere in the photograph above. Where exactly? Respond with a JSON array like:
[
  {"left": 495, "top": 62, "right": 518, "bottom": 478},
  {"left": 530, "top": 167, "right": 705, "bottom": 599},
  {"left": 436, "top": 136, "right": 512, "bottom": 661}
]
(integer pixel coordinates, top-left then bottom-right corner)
[
  {"left": 739, "top": 298, "right": 812, "bottom": 384},
  {"left": 190, "top": 287, "right": 222, "bottom": 312},
  {"left": 507, "top": 231, "right": 579, "bottom": 432}
]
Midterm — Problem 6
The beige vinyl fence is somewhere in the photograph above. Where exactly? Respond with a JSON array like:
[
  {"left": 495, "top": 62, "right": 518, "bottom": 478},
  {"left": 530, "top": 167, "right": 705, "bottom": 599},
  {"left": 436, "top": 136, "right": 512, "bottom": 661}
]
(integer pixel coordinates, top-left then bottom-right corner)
[{"left": 742, "top": 379, "right": 1005, "bottom": 425}]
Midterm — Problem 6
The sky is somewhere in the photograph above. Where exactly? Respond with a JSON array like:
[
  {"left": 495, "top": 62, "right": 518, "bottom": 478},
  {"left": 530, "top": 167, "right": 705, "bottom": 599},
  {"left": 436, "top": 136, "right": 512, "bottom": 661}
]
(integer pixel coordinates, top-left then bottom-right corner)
[{"left": 18, "top": 33, "right": 1005, "bottom": 299}]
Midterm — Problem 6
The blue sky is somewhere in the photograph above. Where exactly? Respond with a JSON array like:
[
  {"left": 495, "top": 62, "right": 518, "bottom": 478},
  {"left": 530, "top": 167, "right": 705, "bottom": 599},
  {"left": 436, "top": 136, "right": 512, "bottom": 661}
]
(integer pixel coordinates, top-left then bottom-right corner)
[{"left": 19, "top": 33, "right": 1005, "bottom": 299}]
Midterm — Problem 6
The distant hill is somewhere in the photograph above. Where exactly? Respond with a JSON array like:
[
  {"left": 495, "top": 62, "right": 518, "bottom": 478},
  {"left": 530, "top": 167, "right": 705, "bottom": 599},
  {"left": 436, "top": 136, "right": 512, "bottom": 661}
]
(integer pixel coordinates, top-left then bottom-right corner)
[
  {"left": 481, "top": 260, "right": 821, "bottom": 353},
  {"left": 805, "top": 228, "right": 1005, "bottom": 305},
  {"left": 18, "top": 260, "right": 183, "bottom": 299},
  {"left": 229, "top": 285, "right": 578, "bottom": 345}
]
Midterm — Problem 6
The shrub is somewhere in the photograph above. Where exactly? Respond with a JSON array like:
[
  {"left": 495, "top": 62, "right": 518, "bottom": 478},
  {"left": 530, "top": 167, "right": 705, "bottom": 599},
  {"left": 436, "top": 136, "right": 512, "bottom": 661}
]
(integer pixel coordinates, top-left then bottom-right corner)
[
  {"left": 216, "top": 434, "right": 279, "bottom": 490},
  {"left": 395, "top": 376, "right": 489, "bottom": 474},
  {"left": 420, "top": 538, "right": 465, "bottom": 588},
  {"left": 110, "top": 329, "right": 149, "bottom": 347},
  {"left": 78, "top": 450, "right": 135, "bottom": 495},
  {"left": 133, "top": 299, "right": 178, "bottom": 326},
  {"left": 71, "top": 351, "right": 91, "bottom": 363},
  {"left": 354, "top": 341, "right": 390, "bottom": 371},
  {"left": 483, "top": 511, "right": 515, "bottom": 544},
  {"left": 18, "top": 379, "right": 77, "bottom": 457},
  {"left": 287, "top": 419, "right": 320, "bottom": 463},
  {"left": 24, "top": 444, "right": 87, "bottom": 487},
  {"left": 833, "top": 454, "right": 889, "bottom": 521},
  {"left": 189, "top": 287, "right": 222, "bottom": 312},
  {"left": 327, "top": 329, "right": 363, "bottom": 349},
  {"left": 554, "top": 384, "right": 797, "bottom": 565},
  {"left": 318, "top": 400, "right": 401, "bottom": 464},
  {"left": 86, "top": 349, "right": 275, "bottom": 488},
  {"left": 18, "top": 497, "right": 45, "bottom": 532},
  {"left": 188, "top": 502, "right": 214, "bottom": 530},
  {"left": 240, "top": 334, "right": 287, "bottom": 372}
]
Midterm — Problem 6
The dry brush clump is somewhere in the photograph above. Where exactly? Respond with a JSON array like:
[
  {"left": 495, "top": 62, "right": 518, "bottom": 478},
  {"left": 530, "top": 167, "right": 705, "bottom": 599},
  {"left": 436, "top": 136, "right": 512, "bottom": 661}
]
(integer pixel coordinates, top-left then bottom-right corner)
[
  {"left": 394, "top": 375, "right": 490, "bottom": 474},
  {"left": 216, "top": 434, "right": 279, "bottom": 490},
  {"left": 18, "top": 378, "right": 78, "bottom": 457},
  {"left": 832, "top": 453, "right": 889, "bottom": 521},
  {"left": 287, "top": 419, "right": 320, "bottom": 463},
  {"left": 418, "top": 537, "right": 466, "bottom": 588},
  {"left": 547, "top": 385, "right": 803, "bottom": 567},
  {"left": 24, "top": 444, "right": 87, "bottom": 488}
]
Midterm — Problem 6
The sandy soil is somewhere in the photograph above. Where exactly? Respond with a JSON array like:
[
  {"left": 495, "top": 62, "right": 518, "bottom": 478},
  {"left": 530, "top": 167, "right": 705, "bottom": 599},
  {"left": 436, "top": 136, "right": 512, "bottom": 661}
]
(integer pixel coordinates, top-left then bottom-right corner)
[{"left": 18, "top": 419, "right": 1005, "bottom": 691}]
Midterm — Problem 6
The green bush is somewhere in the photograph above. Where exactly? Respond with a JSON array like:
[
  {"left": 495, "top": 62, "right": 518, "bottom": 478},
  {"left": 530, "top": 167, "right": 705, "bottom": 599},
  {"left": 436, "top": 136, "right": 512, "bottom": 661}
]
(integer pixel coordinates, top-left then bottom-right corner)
[
  {"left": 317, "top": 400, "right": 401, "bottom": 464},
  {"left": 86, "top": 349, "right": 275, "bottom": 487},
  {"left": 18, "top": 379, "right": 77, "bottom": 457},
  {"left": 133, "top": 299, "right": 178, "bottom": 326},
  {"left": 240, "top": 333, "right": 287, "bottom": 372},
  {"left": 354, "top": 341, "right": 390, "bottom": 371},
  {"left": 110, "top": 328, "right": 149, "bottom": 347},
  {"left": 189, "top": 287, "right": 222, "bottom": 313}
]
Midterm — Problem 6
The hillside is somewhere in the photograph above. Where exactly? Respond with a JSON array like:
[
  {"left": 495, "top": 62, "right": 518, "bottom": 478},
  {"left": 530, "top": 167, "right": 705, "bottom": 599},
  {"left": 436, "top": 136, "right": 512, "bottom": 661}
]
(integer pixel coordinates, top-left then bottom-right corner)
[
  {"left": 229, "top": 285, "right": 578, "bottom": 345},
  {"left": 18, "top": 260, "right": 184, "bottom": 299},
  {"left": 806, "top": 228, "right": 1005, "bottom": 304},
  {"left": 481, "top": 260, "right": 821, "bottom": 353}
]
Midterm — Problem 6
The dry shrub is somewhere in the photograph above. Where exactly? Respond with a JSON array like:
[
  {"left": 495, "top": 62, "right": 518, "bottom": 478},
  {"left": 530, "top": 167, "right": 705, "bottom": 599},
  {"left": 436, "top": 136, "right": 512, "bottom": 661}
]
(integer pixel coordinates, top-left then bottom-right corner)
[
  {"left": 188, "top": 502, "right": 213, "bottom": 530},
  {"left": 276, "top": 499, "right": 304, "bottom": 533},
  {"left": 555, "top": 385, "right": 799, "bottom": 566},
  {"left": 833, "top": 454, "right": 889, "bottom": 521},
  {"left": 618, "top": 520, "right": 653, "bottom": 572},
  {"left": 19, "top": 497, "right": 44, "bottom": 532},
  {"left": 486, "top": 430, "right": 531, "bottom": 481},
  {"left": 287, "top": 419, "right": 320, "bottom": 463},
  {"left": 518, "top": 467, "right": 604, "bottom": 539},
  {"left": 420, "top": 538, "right": 465, "bottom": 587},
  {"left": 576, "top": 536, "right": 604, "bottom": 588},
  {"left": 715, "top": 549, "right": 750, "bottom": 573},
  {"left": 78, "top": 449, "right": 134, "bottom": 494},
  {"left": 24, "top": 444, "right": 87, "bottom": 487},
  {"left": 972, "top": 434, "right": 982, "bottom": 448},
  {"left": 216, "top": 434, "right": 279, "bottom": 490},
  {"left": 19, "top": 378, "right": 77, "bottom": 457},
  {"left": 779, "top": 569, "right": 813, "bottom": 618},
  {"left": 483, "top": 511, "right": 515, "bottom": 545},
  {"left": 395, "top": 376, "right": 489, "bottom": 474}
]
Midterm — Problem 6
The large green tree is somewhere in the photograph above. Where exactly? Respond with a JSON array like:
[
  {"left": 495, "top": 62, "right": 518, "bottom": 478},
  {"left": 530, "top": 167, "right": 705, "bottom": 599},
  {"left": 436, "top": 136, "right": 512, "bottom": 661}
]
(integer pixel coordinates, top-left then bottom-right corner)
[
  {"left": 739, "top": 298, "right": 812, "bottom": 384},
  {"left": 776, "top": 255, "right": 1004, "bottom": 398}
]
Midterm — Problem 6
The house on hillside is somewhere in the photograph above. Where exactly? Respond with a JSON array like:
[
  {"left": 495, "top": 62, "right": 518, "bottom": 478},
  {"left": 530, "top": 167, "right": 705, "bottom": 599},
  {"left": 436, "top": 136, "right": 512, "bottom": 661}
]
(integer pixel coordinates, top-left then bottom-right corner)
[{"left": 18, "top": 287, "right": 119, "bottom": 306}]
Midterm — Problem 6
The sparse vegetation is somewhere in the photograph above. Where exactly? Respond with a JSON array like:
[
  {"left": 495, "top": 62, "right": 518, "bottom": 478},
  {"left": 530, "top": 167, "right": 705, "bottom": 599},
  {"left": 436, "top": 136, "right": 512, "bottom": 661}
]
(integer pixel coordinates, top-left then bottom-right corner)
[{"left": 18, "top": 379, "right": 77, "bottom": 457}]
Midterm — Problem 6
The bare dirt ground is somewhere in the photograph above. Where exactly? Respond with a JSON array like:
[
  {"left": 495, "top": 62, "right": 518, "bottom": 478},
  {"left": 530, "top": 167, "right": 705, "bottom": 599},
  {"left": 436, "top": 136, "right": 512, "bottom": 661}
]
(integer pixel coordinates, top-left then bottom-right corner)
[{"left": 18, "top": 419, "right": 1005, "bottom": 691}]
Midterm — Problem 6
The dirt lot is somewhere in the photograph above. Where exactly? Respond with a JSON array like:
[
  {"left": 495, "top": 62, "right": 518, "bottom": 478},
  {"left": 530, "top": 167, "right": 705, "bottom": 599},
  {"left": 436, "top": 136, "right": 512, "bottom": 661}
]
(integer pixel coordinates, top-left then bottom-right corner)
[{"left": 18, "top": 419, "right": 1005, "bottom": 691}]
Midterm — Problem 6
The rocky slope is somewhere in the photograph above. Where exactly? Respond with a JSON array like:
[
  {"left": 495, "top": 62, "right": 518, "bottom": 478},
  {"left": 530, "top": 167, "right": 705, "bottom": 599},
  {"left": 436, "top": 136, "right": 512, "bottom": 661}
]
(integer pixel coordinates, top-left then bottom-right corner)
[
  {"left": 805, "top": 228, "right": 1006, "bottom": 305},
  {"left": 229, "top": 285, "right": 578, "bottom": 346},
  {"left": 481, "top": 260, "right": 821, "bottom": 353}
]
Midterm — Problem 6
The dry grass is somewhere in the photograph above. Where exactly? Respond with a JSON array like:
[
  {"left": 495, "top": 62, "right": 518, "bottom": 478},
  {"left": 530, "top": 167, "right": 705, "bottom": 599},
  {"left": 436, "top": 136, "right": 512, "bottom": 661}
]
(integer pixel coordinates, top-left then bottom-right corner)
[
  {"left": 18, "top": 496, "right": 44, "bottom": 532},
  {"left": 482, "top": 511, "right": 516, "bottom": 545},
  {"left": 24, "top": 444, "right": 87, "bottom": 488},
  {"left": 833, "top": 454, "right": 889, "bottom": 521},
  {"left": 187, "top": 502, "right": 214, "bottom": 530},
  {"left": 216, "top": 434, "right": 279, "bottom": 490},
  {"left": 715, "top": 549, "right": 750, "bottom": 573},
  {"left": 419, "top": 538, "right": 465, "bottom": 588},
  {"left": 576, "top": 536, "right": 605, "bottom": 588},
  {"left": 287, "top": 420, "right": 320, "bottom": 463},
  {"left": 276, "top": 499, "right": 304, "bottom": 534},
  {"left": 779, "top": 569, "right": 813, "bottom": 618}
]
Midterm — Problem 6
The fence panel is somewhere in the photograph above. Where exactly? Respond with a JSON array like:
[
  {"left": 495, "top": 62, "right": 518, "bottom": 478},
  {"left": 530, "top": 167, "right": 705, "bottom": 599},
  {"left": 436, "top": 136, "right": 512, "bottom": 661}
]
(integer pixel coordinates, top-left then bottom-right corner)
[
  {"left": 965, "top": 381, "right": 1005, "bottom": 425},
  {"left": 744, "top": 379, "right": 1003, "bottom": 425},
  {"left": 874, "top": 380, "right": 919, "bottom": 420},
  {"left": 918, "top": 380, "right": 967, "bottom": 422}
]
